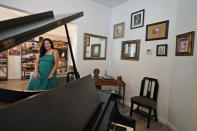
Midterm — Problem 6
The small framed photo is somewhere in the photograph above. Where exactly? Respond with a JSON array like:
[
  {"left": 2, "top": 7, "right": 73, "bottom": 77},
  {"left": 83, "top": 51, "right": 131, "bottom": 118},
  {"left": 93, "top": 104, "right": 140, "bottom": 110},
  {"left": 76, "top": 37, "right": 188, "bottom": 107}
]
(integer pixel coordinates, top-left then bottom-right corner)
[
  {"left": 130, "top": 9, "right": 145, "bottom": 29},
  {"left": 146, "top": 20, "right": 169, "bottom": 41},
  {"left": 176, "top": 31, "right": 195, "bottom": 56},
  {"left": 156, "top": 44, "right": 168, "bottom": 56},
  {"left": 121, "top": 39, "right": 140, "bottom": 61},
  {"left": 113, "top": 22, "right": 125, "bottom": 39}
]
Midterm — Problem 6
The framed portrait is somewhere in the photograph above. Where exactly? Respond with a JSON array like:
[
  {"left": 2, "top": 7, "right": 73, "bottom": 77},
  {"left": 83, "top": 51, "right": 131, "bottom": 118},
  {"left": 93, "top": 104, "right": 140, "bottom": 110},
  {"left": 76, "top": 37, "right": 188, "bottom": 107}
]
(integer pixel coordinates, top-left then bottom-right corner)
[
  {"left": 121, "top": 40, "right": 140, "bottom": 61},
  {"left": 113, "top": 22, "right": 125, "bottom": 39},
  {"left": 130, "top": 9, "right": 145, "bottom": 29},
  {"left": 91, "top": 44, "right": 101, "bottom": 57},
  {"left": 156, "top": 44, "right": 168, "bottom": 56},
  {"left": 176, "top": 31, "right": 194, "bottom": 56},
  {"left": 146, "top": 20, "right": 169, "bottom": 41}
]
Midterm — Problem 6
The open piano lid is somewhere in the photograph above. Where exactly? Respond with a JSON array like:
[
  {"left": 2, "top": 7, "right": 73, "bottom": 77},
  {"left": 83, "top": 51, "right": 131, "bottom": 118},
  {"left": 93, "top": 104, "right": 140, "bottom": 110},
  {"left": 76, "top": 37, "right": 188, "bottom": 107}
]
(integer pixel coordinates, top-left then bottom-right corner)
[{"left": 0, "top": 11, "right": 83, "bottom": 53}]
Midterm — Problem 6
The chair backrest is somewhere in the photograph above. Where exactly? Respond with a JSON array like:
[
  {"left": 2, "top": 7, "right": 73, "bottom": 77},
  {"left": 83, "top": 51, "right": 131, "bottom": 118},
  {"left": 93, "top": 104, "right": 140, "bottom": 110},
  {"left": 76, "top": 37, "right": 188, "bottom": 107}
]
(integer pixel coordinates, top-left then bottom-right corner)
[{"left": 139, "top": 77, "right": 159, "bottom": 101}]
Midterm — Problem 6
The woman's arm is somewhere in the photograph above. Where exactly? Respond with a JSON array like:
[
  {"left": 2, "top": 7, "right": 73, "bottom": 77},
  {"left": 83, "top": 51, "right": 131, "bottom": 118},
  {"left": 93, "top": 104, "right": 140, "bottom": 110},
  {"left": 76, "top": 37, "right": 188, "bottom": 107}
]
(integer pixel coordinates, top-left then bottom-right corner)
[
  {"left": 33, "top": 54, "right": 40, "bottom": 79},
  {"left": 48, "top": 50, "right": 60, "bottom": 79}
]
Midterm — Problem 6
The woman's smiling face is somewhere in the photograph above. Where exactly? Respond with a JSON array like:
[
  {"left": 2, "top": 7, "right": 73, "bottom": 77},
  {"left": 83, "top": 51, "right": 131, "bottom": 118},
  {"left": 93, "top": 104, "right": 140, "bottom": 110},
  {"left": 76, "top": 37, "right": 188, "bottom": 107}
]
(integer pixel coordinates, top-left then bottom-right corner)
[{"left": 44, "top": 40, "right": 51, "bottom": 50}]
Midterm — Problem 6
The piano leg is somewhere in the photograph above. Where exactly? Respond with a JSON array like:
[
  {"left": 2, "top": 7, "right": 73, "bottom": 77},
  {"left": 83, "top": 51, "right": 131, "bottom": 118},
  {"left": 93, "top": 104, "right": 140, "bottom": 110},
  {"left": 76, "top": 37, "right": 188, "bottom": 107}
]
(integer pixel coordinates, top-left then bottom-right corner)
[
  {"left": 112, "top": 102, "right": 136, "bottom": 131},
  {"left": 130, "top": 103, "right": 134, "bottom": 117}
]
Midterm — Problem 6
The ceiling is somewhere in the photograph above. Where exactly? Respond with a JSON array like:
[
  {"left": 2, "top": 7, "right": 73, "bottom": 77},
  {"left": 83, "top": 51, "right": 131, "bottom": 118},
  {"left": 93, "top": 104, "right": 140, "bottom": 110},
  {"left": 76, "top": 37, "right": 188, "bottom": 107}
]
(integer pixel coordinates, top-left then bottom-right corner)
[{"left": 91, "top": 0, "right": 130, "bottom": 8}]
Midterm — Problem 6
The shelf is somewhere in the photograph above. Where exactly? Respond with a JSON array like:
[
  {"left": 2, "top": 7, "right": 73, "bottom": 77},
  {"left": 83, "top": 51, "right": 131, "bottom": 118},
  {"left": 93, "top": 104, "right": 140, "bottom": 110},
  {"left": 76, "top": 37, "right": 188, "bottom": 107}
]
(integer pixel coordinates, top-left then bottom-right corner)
[
  {"left": 0, "top": 65, "right": 7, "bottom": 67},
  {"left": 21, "top": 40, "right": 68, "bottom": 79},
  {"left": 21, "top": 49, "right": 39, "bottom": 53},
  {"left": 0, "top": 58, "right": 7, "bottom": 60},
  {"left": 21, "top": 58, "right": 36, "bottom": 61}
]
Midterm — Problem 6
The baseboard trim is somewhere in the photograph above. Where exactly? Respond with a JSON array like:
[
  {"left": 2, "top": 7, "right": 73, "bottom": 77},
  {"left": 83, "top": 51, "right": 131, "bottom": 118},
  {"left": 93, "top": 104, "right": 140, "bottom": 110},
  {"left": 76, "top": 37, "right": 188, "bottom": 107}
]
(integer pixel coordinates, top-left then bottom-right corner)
[{"left": 159, "top": 117, "right": 178, "bottom": 131}]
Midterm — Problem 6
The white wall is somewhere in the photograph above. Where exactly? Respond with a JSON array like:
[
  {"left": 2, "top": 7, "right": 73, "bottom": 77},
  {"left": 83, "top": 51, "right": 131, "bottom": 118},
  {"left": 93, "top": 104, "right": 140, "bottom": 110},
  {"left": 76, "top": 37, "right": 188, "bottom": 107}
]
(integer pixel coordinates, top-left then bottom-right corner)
[
  {"left": 110, "top": 0, "right": 197, "bottom": 130},
  {"left": 169, "top": 0, "right": 197, "bottom": 131},
  {"left": 190, "top": 85, "right": 197, "bottom": 131},
  {"left": 0, "top": 7, "right": 28, "bottom": 79},
  {"left": 0, "top": 0, "right": 112, "bottom": 77},
  {"left": 109, "top": 0, "right": 177, "bottom": 124}
]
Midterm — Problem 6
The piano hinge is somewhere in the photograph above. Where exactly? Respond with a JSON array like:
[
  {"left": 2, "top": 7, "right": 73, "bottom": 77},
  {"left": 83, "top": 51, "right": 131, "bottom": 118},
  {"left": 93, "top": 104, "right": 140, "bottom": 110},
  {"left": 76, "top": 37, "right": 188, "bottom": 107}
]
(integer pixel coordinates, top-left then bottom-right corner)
[{"left": 57, "top": 20, "right": 62, "bottom": 26}]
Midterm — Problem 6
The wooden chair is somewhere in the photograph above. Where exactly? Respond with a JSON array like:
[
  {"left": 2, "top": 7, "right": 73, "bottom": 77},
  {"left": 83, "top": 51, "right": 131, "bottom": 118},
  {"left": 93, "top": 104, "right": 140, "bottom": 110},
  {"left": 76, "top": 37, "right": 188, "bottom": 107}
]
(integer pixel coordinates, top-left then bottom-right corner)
[{"left": 130, "top": 77, "right": 159, "bottom": 128}]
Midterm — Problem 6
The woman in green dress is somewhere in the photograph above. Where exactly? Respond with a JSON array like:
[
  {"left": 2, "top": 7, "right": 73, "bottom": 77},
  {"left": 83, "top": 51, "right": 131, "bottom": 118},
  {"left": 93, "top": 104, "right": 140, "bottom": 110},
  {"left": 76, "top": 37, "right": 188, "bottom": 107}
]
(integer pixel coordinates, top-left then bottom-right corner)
[{"left": 28, "top": 38, "right": 60, "bottom": 90}]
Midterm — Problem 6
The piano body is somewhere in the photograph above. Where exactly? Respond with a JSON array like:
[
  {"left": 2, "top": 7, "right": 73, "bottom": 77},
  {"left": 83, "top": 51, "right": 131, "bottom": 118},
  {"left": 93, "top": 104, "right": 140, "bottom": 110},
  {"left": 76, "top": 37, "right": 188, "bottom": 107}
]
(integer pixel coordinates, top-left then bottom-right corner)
[{"left": 0, "top": 11, "right": 135, "bottom": 131}]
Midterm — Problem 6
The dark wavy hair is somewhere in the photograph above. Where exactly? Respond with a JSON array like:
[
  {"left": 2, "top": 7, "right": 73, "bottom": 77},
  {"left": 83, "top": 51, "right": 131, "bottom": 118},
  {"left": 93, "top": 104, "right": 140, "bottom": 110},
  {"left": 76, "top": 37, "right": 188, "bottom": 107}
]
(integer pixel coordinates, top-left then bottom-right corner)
[{"left": 40, "top": 38, "right": 54, "bottom": 57}]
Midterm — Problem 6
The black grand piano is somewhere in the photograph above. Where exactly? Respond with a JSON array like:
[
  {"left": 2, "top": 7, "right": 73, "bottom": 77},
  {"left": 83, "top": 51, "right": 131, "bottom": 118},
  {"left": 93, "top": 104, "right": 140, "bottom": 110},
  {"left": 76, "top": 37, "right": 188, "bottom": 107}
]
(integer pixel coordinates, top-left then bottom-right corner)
[{"left": 0, "top": 11, "right": 135, "bottom": 131}]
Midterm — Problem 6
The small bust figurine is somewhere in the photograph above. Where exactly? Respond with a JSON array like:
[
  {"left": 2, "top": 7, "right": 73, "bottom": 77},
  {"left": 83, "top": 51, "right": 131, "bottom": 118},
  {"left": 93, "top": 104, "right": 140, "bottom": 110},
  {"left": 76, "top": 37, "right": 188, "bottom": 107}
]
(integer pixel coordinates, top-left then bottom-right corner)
[{"left": 93, "top": 68, "right": 100, "bottom": 80}]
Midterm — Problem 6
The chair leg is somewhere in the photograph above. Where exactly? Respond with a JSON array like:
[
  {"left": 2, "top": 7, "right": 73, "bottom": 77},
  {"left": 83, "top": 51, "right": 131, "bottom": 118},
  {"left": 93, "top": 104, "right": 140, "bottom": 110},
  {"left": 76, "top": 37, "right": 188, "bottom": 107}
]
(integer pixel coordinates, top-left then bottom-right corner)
[
  {"left": 154, "top": 108, "right": 158, "bottom": 122},
  {"left": 130, "top": 103, "right": 134, "bottom": 117},
  {"left": 147, "top": 109, "right": 152, "bottom": 128},
  {"left": 137, "top": 105, "right": 139, "bottom": 111}
]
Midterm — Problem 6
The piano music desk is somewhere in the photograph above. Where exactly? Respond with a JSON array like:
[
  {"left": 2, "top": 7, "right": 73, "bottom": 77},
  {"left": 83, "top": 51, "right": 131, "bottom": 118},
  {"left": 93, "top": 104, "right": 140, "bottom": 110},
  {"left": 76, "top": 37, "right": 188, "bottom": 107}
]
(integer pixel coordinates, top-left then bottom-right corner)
[{"left": 94, "top": 79, "right": 126, "bottom": 105}]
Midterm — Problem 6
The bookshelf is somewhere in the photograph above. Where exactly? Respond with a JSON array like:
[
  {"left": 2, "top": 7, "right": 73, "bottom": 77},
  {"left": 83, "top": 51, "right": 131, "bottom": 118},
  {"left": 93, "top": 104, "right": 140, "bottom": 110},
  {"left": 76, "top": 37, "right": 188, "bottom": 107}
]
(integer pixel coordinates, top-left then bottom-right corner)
[
  {"left": 21, "top": 41, "right": 39, "bottom": 79},
  {"left": 21, "top": 40, "right": 68, "bottom": 79},
  {"left": 0, "top": 51, "right": 8, "bottom": 80},
  {"left": 53, "top": 41, "right": 68, "bottom": 76}
]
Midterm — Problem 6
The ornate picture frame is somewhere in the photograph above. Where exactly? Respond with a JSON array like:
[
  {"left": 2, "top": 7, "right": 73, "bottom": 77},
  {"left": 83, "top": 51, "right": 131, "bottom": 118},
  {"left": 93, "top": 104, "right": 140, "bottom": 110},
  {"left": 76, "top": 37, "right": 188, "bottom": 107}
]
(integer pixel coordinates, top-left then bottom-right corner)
[
  {"left": 146, "top": 20, "right": 169, "bottom": 41},
  {"left": 156, "top": 44, "right": 168, "bottom": 56},
  {"left": 130, "top": 9, "right": 145, "bottom": 29},
  {"left": 176, "top": 31, "right": 194, "bottom": 56},
  {"left": 83, "top": 33, "right": 107, "bottom": 60},
  {"left": 121, "top": 40, "right": 140, "bottom": 61},
  {"left": 113, "top": 22, "right": 125, "bottom": 39}
]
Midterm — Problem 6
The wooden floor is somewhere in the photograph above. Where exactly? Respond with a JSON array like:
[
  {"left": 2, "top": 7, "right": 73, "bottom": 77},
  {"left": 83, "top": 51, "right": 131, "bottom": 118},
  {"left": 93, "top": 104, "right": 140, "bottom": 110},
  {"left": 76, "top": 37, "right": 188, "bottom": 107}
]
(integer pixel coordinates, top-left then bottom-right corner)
[
  {"left": 118, "top": 104, "right": 171, "bottom": 131},
  {"left": 0, "top": 79, "right": 171, "bottom": 131}
]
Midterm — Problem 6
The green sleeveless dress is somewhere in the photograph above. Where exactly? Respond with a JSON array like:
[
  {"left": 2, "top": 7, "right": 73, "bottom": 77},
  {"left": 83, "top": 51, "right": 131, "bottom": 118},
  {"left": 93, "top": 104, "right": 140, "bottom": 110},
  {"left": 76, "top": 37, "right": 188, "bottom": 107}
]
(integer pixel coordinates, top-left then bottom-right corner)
[{"left": 28, "top": 52, "right": 57, "bottom": 90}]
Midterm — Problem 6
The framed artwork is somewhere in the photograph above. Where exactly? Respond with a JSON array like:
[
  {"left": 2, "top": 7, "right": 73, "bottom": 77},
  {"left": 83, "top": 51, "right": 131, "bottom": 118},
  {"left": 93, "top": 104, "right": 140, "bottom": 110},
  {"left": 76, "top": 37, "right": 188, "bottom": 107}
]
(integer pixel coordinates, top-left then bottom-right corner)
[
  {"left": 121, "top": 40, "right": 140, "bottom": 61},
  {"left": 91, "top": 44, "right": 101, "bottom": 57},
  {"left": 176, "top": 31, "right": 194, "bottom": 56},
  {"left": 146, "top": 20, "right": 169, "bottom": 41},
  {"left": 113, "top": 22, "right": 125, "bottom": 39},
  {"left": 156, "top": 44, "right": 168, "bottom": 56},
  {"left": 83, "top": 33, "right": 107, "bottom": 60},
  {"left": 130, "top": 9, "right": 145, "bottom": 29}
]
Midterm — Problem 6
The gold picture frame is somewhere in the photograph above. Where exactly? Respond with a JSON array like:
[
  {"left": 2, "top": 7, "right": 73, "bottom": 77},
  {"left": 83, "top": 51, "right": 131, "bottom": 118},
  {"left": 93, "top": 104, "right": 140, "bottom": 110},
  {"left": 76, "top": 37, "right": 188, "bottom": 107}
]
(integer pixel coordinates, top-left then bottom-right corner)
[
  {"left": 83, "top": 33, "right": 107, "bottom": 60},
  {"left": 146, "top": 20, "right": 169, "bottom": 41},
  {"left": 121, "top": 40, "right": 140, "bottom": 61},
  {"left": 176, "top": 31, "right": 195, "bottom": 56},
  {"left": 113, "top": 22, "right": 125, "bottom": 39}
]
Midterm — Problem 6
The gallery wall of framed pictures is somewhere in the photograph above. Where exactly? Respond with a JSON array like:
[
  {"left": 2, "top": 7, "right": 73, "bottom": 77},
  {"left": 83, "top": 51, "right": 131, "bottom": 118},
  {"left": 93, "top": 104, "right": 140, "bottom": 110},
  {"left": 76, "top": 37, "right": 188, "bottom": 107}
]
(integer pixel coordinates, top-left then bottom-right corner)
[{"left": 110, "top": 8, "right": 195, "bottom": 61}]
